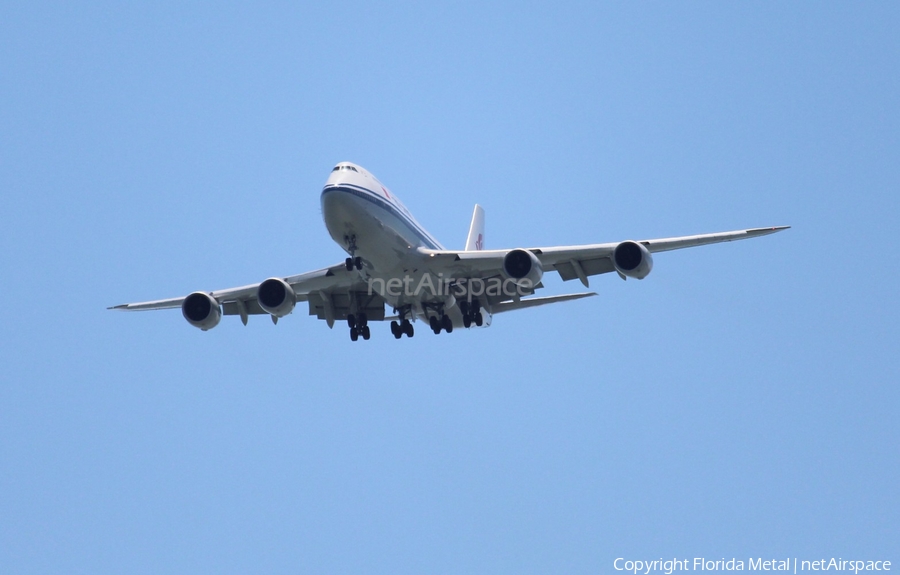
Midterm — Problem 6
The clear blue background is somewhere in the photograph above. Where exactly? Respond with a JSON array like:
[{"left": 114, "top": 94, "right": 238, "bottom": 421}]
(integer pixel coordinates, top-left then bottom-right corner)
[{"left": 1, "top": 2, "right": 897, "bottom": 574}]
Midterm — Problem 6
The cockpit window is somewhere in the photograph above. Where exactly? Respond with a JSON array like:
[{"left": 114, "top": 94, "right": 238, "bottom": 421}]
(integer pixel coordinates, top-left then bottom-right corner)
[
  {"left": 332, "top": 166, "right": 340, "bottom": 172},
  {"left": 349, "top": 166, "right": 358, "bottom": 172}
]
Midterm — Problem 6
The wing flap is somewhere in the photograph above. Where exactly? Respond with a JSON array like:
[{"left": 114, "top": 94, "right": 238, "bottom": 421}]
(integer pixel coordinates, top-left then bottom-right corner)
[
  {"left": 223, "top": 299, "right": 267, "bottom": 316},
  {"left": 553, "top": 257, "right": 616, "bottom": 282},
  {"left": 307, "top": 290, "right": 386, "bottom": 322}
]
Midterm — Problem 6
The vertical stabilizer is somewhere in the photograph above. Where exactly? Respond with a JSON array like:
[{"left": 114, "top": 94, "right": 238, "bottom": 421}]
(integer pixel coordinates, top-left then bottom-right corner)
[{"left": 464, "top": 204, "right": 485, "bottom": 251}]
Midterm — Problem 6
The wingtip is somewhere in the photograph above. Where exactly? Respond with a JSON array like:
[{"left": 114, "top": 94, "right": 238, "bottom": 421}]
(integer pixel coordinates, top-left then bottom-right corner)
[
  {"left": 568, "top": 291, "right": 598, "bottom": 300},
  {"left": 748, "top": 225, "right": 791, "bottom": 235}
]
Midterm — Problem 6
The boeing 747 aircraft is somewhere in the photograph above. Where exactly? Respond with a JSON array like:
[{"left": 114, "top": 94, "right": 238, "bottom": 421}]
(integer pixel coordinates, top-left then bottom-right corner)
[{"left": 111, "top": 162, "right": 788, "bottom": 341}]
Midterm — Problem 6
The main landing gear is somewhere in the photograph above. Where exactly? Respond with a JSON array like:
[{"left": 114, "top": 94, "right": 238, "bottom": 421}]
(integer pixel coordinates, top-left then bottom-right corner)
[
  {"left": 430, "top": 314, "right": 453, "bottom": 334},
  {"left": 344, "top": 235, "right": 362, "bottom": 271},
  {"left": 390, "top": 319, "right": 414, "bottom": 339},
  {"left": 389, "top": 306, "right": 415, "bottom": 339},
  {"left": 427, "top": 300, "right": 484, "bottom": 335},
  {"left": 460, "top": 300, "right": 484, "bottom": 328},
  {"left": 347, "top": 312, "right": 370, "bottom": 342}
]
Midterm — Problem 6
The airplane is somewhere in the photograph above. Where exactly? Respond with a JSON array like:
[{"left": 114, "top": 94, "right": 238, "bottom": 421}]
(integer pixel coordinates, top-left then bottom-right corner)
[{"left": 110, "top": 162, "right": 789, "bottom": 341}]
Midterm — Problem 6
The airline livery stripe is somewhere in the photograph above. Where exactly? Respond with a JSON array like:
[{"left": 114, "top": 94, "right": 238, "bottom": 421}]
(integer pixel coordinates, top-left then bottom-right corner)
[{"left": 321, "top": 184, "right": 443, "bottom": 250}]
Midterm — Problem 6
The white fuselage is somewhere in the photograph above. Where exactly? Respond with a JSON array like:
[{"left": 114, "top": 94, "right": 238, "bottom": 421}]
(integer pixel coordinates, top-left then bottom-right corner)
[{"left": 321, "top": 162, "right": 473, "bottom": 326}]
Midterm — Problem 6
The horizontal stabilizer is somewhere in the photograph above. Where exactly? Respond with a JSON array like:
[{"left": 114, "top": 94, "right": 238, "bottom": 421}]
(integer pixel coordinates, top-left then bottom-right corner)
[{"left": 492, "top": 292, "right": 596, "bottom": 314}]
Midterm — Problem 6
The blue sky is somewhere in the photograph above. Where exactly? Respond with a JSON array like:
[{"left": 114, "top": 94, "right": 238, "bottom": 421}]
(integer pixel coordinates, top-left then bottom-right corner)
[{"left": 1, "top": 2, "right": 897, "bottom": 574}]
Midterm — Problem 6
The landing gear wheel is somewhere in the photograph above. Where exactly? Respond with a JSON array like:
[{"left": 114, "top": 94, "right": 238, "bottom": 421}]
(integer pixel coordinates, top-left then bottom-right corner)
[
  {"left": 350, "top": 327, "right": 359, "bottom": 341},
  {"left": 391, "top": 320, "right": 401, "bottom": 339},
  {"left": 463, "top": 314, "right": 472, "bottom": 328},
  {"left": 345, "top": 257, "right": 354, "bottom": 272},
  {"left": 474, "top": 311, "right": 483, "bottom": 327},
  {"left": 361, "top": 325, "right": 370, "bottom": 340},
  {"left": 441, "top": 314, "right": 453, "bottom": 333},
  {"left": 403, "top": 320, "right": 414, "bottom": 338},
  {"left": 347, "top": 314, "right": 356, "bottom": 329},
  {"left": 430, "top": 316, "right": 441, "bottom": 334},
  {"left": 357, "top": 312, "right": 367, "bottom": 327},
  {"left": 354, "top": 256, "right": 363, "bottom": 270}
]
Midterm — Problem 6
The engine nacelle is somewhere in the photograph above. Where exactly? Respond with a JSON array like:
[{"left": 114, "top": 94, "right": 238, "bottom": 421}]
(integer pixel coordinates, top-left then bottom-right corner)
[
  {"left": 502, "top": 249, "right": 543, "bottom": 287},
  {"left": 182, "top": 292, "right": 222, "bottom": 330},
  {"left": 257, "top": 277, "right": 296, "bottom": 317},
  {"left": 613, "top": 241, "right": 653, "bottom": 279}
]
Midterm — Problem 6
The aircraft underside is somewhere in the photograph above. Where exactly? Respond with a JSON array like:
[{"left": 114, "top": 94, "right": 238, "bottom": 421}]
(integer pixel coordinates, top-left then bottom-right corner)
[{"left": 110, "top": 162, "right": 788, "bottom": 342}]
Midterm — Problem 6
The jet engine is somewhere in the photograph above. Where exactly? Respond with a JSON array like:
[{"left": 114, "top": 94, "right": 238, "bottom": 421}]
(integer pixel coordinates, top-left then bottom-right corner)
[
  {"left": 503, "top": 249, "right": 543, "bottom": 287},
  {"left": 182, "top": 292, "right": 222, "bottom": 330},
  {"left": 257, "top": 277, "right": 296, "bottom": 317},
  {"left": 613, "top": 241, "right": 653, "bottom": 279}
]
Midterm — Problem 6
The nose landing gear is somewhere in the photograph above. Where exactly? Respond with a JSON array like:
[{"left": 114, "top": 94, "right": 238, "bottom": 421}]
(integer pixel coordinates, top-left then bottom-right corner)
[
  {"left": 343, "top": 235, "right": 363, "bottom": 271},
  {"left": 345, "top": 256, "right": 362, "bottom": 272}
]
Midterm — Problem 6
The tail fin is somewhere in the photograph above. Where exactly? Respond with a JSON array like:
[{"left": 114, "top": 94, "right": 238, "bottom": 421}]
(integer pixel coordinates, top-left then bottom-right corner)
[{"left": 464, "top": 204, "right": 485, "bottom": 251}]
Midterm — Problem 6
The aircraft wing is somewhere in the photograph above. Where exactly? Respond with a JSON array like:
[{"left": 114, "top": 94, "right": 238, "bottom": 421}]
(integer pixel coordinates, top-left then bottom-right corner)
[
  {"left": 109, "top": 261, "right": 384, "bottom": 326},
  {"left": 418, "top": 226, "right": 789, "bottom": 286},
  {"left": 110, "top": 262, "right": 349, "bottom": 310}
]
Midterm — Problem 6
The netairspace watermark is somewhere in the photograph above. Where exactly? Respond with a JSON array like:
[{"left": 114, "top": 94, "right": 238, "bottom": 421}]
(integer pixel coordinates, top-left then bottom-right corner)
[
  {"left": 367, "top": 275, "right": 533, "bottom": 299},
  {"left": 613, "top": 557, "right": 891, "bottom": 575}
]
